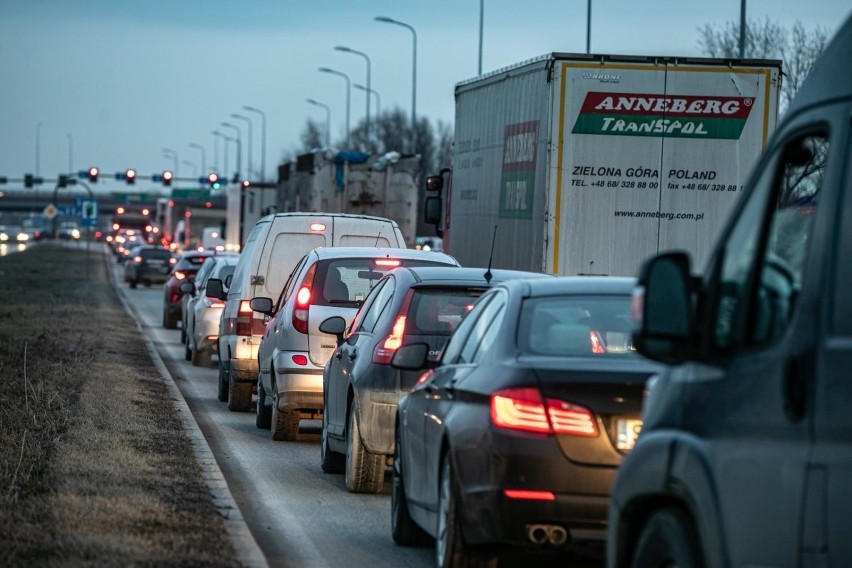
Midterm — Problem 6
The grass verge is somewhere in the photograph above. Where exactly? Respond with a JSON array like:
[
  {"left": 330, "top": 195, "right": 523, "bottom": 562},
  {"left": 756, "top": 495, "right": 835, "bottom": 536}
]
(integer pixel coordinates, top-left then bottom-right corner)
[{"left": 0, "top": 243, "right": 241, "bottom": 567}]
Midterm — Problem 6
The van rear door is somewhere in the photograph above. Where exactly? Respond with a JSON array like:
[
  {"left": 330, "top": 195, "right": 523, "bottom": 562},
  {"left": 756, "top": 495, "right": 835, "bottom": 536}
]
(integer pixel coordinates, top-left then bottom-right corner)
[{"left": 330, "top": 216, "right": 405, "bottom": 248}]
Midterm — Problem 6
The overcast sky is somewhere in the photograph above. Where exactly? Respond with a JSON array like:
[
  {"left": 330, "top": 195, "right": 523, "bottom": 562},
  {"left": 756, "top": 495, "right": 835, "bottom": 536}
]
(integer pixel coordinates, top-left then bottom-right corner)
[{"left": 2, "top": 0, "right": 849, "bottom": 191}]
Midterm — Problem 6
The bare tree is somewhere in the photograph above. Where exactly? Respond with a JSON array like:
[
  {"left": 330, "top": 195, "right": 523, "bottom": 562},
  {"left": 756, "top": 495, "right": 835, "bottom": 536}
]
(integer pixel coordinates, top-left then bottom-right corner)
[
  {"left": 697, "top": 18, "right": 829, "bottom": 110},
  {"left": 299, "top": 119, "right": 325, "bottom": 152}
]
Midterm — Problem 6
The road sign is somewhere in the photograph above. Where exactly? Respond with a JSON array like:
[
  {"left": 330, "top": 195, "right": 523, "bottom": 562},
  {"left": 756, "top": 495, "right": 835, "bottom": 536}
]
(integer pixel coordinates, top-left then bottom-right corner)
[
  {"left": 77, "top": 198, "right": 99, "bottom": 228},
  {"left": 172, "top": 188, "right": 211, "bottom": 201},
  {"left": 44, "top": 203, "right": 58, "bottom": 219}
]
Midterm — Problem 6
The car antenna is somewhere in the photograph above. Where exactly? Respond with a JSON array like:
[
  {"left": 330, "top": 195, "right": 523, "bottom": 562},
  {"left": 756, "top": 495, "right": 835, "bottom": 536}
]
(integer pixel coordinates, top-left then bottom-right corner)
[
  {"left": 374, "top": 231, "right": 382, "bottom": 247},
  {"left": 484, "top": 225, "right": 497, "bottom": 284}
]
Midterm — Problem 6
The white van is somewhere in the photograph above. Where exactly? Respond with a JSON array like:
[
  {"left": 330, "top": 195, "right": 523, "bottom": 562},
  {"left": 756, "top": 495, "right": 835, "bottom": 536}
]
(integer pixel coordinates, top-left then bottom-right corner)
[{"left": 211, "top": 212, "right": 407, "bottom": 411}]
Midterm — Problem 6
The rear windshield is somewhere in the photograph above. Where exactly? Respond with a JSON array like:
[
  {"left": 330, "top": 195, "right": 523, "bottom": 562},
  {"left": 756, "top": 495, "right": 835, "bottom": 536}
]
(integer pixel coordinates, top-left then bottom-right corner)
[
  {"left": 141, "top": 249, "right": 172, "bottom": 260},
  {"left": 177, "top": 255, "right": 211, "bottom": 270},
  {"left": 314, "top": 259, "right": 448, "bottom": 307},
  {"left": 405, "top": 288, "right": 484, "bottom": 336},
  {"left": 518, "top": 295, "right": 637, "bottom": 357}
]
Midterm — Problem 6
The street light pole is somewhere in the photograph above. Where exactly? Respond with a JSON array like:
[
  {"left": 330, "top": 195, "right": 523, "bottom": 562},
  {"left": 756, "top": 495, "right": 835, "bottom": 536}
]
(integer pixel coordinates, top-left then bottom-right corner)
[
  {"left": 231, "top": 113, "right": 254, "bottom": 179},
  {"left": 353, "top": 84, "right": 381, "bottom": 125},
  {"left": 586, "top": 0, "right": 592, "bottom": 54},
  {"left": 306, "top": 99, "right": 332, "bottom": 148},
  {"left": 318, "top": 67, "right": 352, "bottom": 149},
  {"left": 479, "top": 0, "right": 484, "bottom": 75},
  {"left": 212, "top": 131, "right": 230, "bottom": 180},
  {"left": 739, "top": 0, "right": 747, "bottom": 58},
  {"left": 375, "top": 16, "right": 417, "bottom": 155},
  {"left": 220, "top": 122, "right": 242, "bottom": 180},
  {"left": 189, "top": 142, "right": 207, "bottom": 176},
  {"left": 36, "top": 122, "right": 42, "bottom": 177},
  {"left": 162, "top": 147, "right": 179, "bottom": 178},
  {"left": 243, "top": 105, "right": 267, "bottom": 182},
  {"left": 335, "top": 46, "right": 371, "bottom": 148},
  {"left": 67, "top": 133, "right": 73, "bottom": 173}
]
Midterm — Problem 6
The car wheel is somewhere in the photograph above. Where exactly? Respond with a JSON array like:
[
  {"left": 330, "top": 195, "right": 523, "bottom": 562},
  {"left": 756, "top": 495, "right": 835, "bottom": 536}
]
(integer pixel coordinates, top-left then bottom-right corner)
[
  {"left": 631, "top": 507, "right": 702, "bottom": 568},
  {"left": 163, "top": 303, "right": 178, "bottom": 329},
  {"left": 391, "top": 427, "right": 431, "bottom": 546},
  {"left": 184, "top": 340, "right": 192, "bottom": 362},
  {"left": 129, "top": 280, "right": 137, "bottom": 289},
  {"left": 180, "top": 324, "right": 187, "bottom": 344},
  {"left": 345, "top": 399, "right": 384, "bottom": 494},
  {"left": 320, "top": 405, "right": 344, "bottom": 473},
  {"left": 255, "top": 378, "right": 272, "bottom": 429},
  {"left": 217, "top": 364, "right": 229, "bottom": 402},
  {"left": 191, "top": 344, "right": 209, "bottom": 366},
  {"left": 270, "top": 390, "right": 300, "bottom": 441},
  {"left": 227, "top": 372, "right": 252, "bottom": 412},
  {"left": 435, "top": 455, "right": 497, "bottom": 568}
]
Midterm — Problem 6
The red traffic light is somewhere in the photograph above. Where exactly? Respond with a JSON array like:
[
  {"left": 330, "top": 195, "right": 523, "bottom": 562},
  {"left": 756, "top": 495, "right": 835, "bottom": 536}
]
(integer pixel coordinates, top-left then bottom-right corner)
[
  {"left": 125, "top": 169, "right": 137, "bottom": 184},
  {"left": 162, "top": 170, "right": 174, "bottom": 186},
  {"left": 88, "top": 167, "right": 99, "bottom": 182},
  {"left": 207, "top": 172, "right": 221, "bottom": 189}
]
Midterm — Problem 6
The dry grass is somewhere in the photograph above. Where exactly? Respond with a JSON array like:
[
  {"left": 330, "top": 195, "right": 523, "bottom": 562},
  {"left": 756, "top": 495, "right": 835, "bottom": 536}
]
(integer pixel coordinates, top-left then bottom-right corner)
[{"left": 0, "top": 244, "right": 241, "bottom": 566}]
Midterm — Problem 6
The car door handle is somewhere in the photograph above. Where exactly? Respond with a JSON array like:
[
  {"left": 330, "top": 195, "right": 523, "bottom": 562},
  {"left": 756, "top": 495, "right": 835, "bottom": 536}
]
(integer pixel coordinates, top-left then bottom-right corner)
[{"left": 335, "top": 350, "right": 342, "bottom": 360}]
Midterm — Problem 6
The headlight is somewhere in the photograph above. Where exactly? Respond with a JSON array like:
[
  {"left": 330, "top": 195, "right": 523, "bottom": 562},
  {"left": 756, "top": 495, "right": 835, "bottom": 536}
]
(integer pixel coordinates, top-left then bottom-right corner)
[{"left": 71, "top": 229, "right": 81, "bottom": 239}]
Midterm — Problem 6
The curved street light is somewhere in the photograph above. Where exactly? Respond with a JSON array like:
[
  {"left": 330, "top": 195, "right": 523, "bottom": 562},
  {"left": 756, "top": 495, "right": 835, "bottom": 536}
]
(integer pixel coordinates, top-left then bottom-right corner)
[
  {"left": 220, "top": 122, "right": 242, "bottom": 180},
  {"left": 162, "top": 147, "right": 179, "bottom": 178},
  {"left": 182, "top": 159, "right": 197, "bottom": 179},
  {"left": 306, "top": 98, "right": 331, "bottom": 148},
  {"left": 231, "top": 113, "right": 254, "bottom": 179},
  {"left": 318, "top": 67, "right": 351, "bottom": 148},
  {"left": 243, "top": 105, "right": 267, "bottom": 182},
  {"left": 335, "top": 45, "right": 371, "bottom": 147},
  {"left": 188, "top": 142, "right": 207, "bottom": 177},
  {"left": 353, "top": 84, "right": 381, "bottom": 124},
  {"left": 212, "top": 131, "right": 233, "bottom": 180},
  {"left": 375, "top": 16, "right": 417, "bottom": 154}
]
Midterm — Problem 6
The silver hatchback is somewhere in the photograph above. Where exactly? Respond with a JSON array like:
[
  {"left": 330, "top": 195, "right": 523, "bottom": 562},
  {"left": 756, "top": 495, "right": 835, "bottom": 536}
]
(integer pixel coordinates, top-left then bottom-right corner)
[{"left": 250, "top": 246, "right": 459, "bottom": 441}]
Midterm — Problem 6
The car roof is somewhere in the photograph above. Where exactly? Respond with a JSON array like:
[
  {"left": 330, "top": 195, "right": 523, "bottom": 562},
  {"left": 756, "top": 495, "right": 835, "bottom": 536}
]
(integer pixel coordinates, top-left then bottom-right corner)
[
  {"left": 785, "top": 13, "right": 852, "bottom": 115},
  {"left": 399, "top": 265, "right": 551, "bottom": 285},
  {"left": 308, "top": 246, "right": 459, "bottom": 265},
  {"left": 499, "top": 275, "right": 637, "bottom": 297}
]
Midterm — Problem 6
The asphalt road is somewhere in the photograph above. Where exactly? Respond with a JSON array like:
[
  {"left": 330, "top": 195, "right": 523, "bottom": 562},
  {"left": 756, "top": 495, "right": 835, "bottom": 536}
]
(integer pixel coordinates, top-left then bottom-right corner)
[{"left": 109, "top": 252, "right": 603, "bottom": 568}]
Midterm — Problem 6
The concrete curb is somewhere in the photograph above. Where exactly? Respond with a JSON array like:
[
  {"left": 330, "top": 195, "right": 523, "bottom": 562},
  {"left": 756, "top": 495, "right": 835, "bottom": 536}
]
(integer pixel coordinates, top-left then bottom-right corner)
[{"left": 106, "top": 246, "right": 268, "bottom": 568}]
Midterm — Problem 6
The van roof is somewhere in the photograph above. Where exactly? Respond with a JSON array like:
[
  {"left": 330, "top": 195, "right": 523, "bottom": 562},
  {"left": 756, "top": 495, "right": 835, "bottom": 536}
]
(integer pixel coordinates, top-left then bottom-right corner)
[
  {"left": 309, "top": 246, "right": 459, "bottom": 265},
  {"left": 258, "top": 212, "right": 402, "bottom": 226},
  {"left": 786, "top": 13, "right": 852, "bottom": 115}
]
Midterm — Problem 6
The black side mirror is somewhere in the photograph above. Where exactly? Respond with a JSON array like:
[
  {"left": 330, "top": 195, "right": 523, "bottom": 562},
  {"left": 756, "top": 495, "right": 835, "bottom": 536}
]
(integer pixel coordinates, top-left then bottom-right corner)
[
  {"left": 319, "top": 316, "right": 347, "bottom": 346},
  {"left": 633, "top": 251, "right": 695, "bottom": 364},
  {"left": 391, "top": 343, "right": 429, "bottom": 370},
  {"left": 206, "top": 278, "right": 224, "bottom": 299},
  {"left": 249, "top": 297, "right": 275, "bottom": 316},
  {"left": 178, "top": 281, "right": 195, "bottom": 295},
  {"left": 424, "top": 196, "right": 443, "bottom": 238}
]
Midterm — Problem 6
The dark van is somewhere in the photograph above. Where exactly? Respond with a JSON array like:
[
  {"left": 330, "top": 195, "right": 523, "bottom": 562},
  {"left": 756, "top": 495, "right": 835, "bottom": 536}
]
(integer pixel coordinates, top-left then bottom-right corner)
[{"left": 608, "top": 14, "right": 852, "bottom": 568}]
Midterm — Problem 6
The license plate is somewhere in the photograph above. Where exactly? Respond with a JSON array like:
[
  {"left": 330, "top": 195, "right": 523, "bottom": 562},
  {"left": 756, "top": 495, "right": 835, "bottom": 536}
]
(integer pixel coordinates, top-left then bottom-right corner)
[
  {"left": 147, "top": 260, "right": 164, "bottom": 266},
  {"left": 616, "top": 418, "right": 643, "bottom": 451}
]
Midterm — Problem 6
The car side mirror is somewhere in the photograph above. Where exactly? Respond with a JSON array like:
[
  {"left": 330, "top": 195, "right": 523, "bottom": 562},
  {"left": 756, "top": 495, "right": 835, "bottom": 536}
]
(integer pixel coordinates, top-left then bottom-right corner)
[
  {"left": 249, "top": 297, "right": 275, "bottom": 316},
  {"left": 178, "top": 281, "right": 195, "bottom": 295},
  {"left": 391, "top": 343, "right": 429, "bottom": 370},
  {"left": 633, "top": 251, "right": 695, "bottom": 364},
  {"left": 206, "top": 278, "right": 224, "bottom": 299},
  {"left": 319, "top": 316, "right": 347, "bottom": 346}
]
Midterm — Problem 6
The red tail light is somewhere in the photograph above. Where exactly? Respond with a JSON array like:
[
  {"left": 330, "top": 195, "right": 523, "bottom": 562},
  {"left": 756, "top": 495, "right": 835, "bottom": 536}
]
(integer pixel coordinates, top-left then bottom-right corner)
[
  {"left": 133, "top": 256, "right": 142, "bottom": 263},
  {"left": 374, "top": 259, "right": 401, "bottom": 267},
  {"left": 503, "top": 489, "right": 556, "bottom": 501},
  {"left": 236, "top": 300, "right": 253, "bottom": 336},
  {"left": 490, "top": 387, "right": 598, "bottom": 437},
  {"left": 590, "top": 331, "right": 605, "bottom": 354},
  {"left": 373, "top": 315, "right": 407, "bottom": 364},
  {"left": 292, "top": 264, "right": 317, "bottom": 335}
]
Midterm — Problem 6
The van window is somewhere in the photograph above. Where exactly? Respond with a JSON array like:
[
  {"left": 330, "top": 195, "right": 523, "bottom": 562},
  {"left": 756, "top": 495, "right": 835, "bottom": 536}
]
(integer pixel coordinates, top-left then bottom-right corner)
[
  {"left": 264, "top": 232, "right": 325, "bottom": 296},
  {"left": 229, "top": 221, "right": 268, "bottom": 296},
  {"left": 339, "top": 234, "right": 393, "bottom": 247},
  {"left": 713, "top": 132, "right": 828, "bottom": 350}
]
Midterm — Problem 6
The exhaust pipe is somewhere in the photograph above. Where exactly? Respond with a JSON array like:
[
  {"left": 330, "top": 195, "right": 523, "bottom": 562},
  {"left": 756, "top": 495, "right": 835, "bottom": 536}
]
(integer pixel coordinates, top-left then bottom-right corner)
[
  {"left": 527, "top": 525, "right": 549, "bottom": 545},
  {"left": 548, "top": 525, "right": 568, "bottom": 546}
]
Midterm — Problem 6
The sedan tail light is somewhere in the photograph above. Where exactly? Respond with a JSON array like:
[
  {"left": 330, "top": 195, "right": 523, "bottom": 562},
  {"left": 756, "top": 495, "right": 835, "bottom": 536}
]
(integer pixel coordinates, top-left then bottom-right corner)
[
  {"left": 292, "top": 264, "right": 317, "bottom": 335},
  {"left": 491, "top": 387, "right": 598, "bottom": 437},
  {"left": 372, "top": 315, "right": 407, "bottom": 364}
]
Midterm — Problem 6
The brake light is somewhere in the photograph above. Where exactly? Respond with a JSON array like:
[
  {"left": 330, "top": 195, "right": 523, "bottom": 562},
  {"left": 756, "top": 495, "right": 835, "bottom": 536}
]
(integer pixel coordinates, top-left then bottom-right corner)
[
  {"left": 292, "top": 355, "right": 308, "bottom": 366},
  {"left": 310, "top": 223, "right": 326, "bottom": 232},
  {"left": 374, "top": 259, "right": 401, "bottom": 267},
  {"left": 503, "top": 489, "right": 556, "bottom": 501},
  {"left": 133, "top": 256, "right": 142, "bottom": 263},
  {"left": 236, "top": 300, "right": 253, "bottom": 336},
  {"left": 292, "top": 264, "right": 317, "bottom": 335},
  {"left": 203, "top": 297, "right": 225, "bottom": 308},
  {"left": 373, "top": 315, "right": 407, "bottom": 364},
  {"left": 490, "top": 388, "right": 598, "bottom": 437},
  {"left": 175, "top": 271, "right": 187, "bottom": 280},
  {"left": 169, "top": 257, "right": 177, "bottom": 265},
  {"left": 590, "top": 331, "right": 605, "bottom": 354}
]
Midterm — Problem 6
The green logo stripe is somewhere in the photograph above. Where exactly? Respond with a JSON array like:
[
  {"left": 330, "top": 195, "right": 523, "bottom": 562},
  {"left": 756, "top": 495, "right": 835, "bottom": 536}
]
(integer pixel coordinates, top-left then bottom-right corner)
[
  {"left": 572, "top": 114, "right": 748, "bottom": 140},
  {"left": 498, "top": 171, "right": 535, "bottom": 219}
]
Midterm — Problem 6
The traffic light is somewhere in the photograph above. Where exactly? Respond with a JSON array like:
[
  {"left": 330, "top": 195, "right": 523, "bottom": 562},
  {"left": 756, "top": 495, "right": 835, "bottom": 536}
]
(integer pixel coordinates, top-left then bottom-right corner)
[
  {"left": 207, "top": 172, "right": 221, "bottom": 189},
  {"left": 125, "top": 169, "right": 137, "bottom": 185},
  {"left": 88, "top": 167, "right": 99, "bottom": 183},
  {"left": 162, "top": 170, "right": 174, "bottom": 186}
]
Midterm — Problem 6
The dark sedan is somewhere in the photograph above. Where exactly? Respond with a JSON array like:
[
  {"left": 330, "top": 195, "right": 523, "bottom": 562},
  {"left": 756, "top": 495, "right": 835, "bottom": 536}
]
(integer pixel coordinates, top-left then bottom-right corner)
[
  {"left": 390, "top": 277, "right": 660, "bottom": 567},
  {"left": 162, "top": 250, "right": 217, "bottom": 328},
  {"left": 320, "top": 266, "right": 549, "bottom": 493}
]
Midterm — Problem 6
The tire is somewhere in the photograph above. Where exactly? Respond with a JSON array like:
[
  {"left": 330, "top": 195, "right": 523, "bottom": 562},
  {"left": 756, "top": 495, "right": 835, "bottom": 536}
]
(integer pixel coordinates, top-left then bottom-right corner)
[
  {"left": 163, "top": 304, "right": 178, "bottom": 329},
  {"left": 630, "top": 507, "right": 703, "bottom": 568},
  {"left": 436, "top": 455, "right": 498, "bottom": 568},
  {"left": 217, "top": 364, "right": 229, "bottom": 402},
  {"left": 227, "top": 373, "right": 252, "bottom": 412},
  {"left": 345, "top": 400, "right": 385, "bottom": 494},
  {"left": 129, "top": 280, "right": 137, "bottom": 289},
  {"left": 180, "top": 324, "right": 187, "bottom": 344},
  {"left": 184, "top": 341, "right": 192, "bottom": 362},
  {"left": 391, "top": 427, "right": 430, "bottom": 546},
  {"left": 256, "top": 378, "right": 272, "bottom": 430},
  {"left": 271, "top": 390, "right": 300, "bottom": 441},
  {"left": 191, "top": 343, "right": 209, "bottom": 367},
  {"left": 320, "top": 405, "right": 344, "bottom": 473}
]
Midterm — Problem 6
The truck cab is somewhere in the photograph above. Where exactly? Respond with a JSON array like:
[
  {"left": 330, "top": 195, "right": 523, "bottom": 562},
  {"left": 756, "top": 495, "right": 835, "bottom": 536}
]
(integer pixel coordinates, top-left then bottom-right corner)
[{"left": 607, "top": 14, "right": 852, "bottom": 568}]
